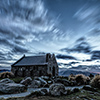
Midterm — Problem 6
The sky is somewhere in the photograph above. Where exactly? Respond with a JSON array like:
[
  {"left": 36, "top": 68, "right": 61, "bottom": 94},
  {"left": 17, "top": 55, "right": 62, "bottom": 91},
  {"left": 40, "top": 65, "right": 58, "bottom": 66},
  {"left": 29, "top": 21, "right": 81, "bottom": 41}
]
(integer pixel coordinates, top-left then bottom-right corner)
[{"left": 0, "top": 0, "right": 100, "bottom": 70}]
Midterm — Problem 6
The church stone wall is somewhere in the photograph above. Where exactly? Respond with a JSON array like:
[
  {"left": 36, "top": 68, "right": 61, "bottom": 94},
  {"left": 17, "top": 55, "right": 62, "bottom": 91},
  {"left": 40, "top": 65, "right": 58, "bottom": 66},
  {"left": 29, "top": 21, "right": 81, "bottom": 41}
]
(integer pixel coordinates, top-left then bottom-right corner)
[
  {"left": 11, "top": 65, "right": 48, "bottom": 77},
  {"left": 47, "top": 54, "right": 58, "bottom": 77},
  {"left": 11, "top": 53, "right": 58, "bottom": 77}
]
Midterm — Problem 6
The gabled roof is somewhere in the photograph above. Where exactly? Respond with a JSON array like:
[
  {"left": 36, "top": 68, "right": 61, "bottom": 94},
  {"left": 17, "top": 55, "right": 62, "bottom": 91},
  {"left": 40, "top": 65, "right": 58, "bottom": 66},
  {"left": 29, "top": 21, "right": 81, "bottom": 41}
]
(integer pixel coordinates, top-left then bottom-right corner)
[{"left": 12, "top": 55, "right": 48, "bottom": 67}]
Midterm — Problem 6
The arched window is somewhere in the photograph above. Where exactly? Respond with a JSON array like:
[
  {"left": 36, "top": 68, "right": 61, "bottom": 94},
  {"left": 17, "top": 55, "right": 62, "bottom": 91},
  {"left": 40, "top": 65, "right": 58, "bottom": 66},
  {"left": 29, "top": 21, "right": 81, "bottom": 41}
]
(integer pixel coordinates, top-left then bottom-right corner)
[
  {"left": 49, "top": 67, "right": 51, "bottom": 72},
  {"left": 52, "top": 66, "right": 55, "bottom": 76}
]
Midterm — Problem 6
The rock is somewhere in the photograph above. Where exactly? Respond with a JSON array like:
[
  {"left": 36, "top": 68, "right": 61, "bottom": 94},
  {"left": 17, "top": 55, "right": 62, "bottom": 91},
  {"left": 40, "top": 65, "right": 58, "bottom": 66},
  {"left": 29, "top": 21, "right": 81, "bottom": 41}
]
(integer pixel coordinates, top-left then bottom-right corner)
[
  {"left": 49, "top": 83, "right": 67, "bottom": 96},
  {"left": 34, "top": 77, "right": 47, "bottom": 86},
  {"left": 41, "top": 76, "right": 49, "bottom": 80},
  {"left": 20, "top": 77, "right": 32, "bottom": 86},
  {"left": 43, "top": 83, "right": 49, "bottom": 87},
  {"left": 70, "top": 81, "right": 77, "bottom": 86},
  {"left": 66, "top": 89, "right": 71, "bottom": 95},
  {"left": 38, "top": 77, "right": 47, "bottom": 86},
  {"left": 30, "top": 80, "right": 41, "bottom": 88},
  {"left": 27, "top": 89, "right": 48, "bottom": 97},
  {"left": 40, "top": 89, "right": 48, "bottom": 95},
  {"left": 0, "top": 78, "right": 14, "bottom": 85},
  {"left": 54, "top": 78, "right": 70, "bottom": 86},
  {"left": 83, "top": 85, "right": 97, "bottom": 92},
  {"left": 72, "top": 88, "right": 80, "bottom": 93},
  {"left": 0, "top": 83, "right": 26, "bottom": 94},
  {"left": 48, "top": 81, "right": 52, "bottom": 84},
  {"left": 61, "top": 79, "right": 70, "bottom": 86}
]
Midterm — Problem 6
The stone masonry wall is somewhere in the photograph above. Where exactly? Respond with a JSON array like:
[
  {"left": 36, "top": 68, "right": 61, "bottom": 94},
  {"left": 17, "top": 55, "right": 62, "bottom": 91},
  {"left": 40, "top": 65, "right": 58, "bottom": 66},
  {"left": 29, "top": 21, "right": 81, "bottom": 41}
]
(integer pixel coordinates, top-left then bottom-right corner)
[
  {"left": 47, "top": 54, "right": 58, "bottom": 76},
  {"left": 11, "top": 65, "right": 48, "bottom": 77}
]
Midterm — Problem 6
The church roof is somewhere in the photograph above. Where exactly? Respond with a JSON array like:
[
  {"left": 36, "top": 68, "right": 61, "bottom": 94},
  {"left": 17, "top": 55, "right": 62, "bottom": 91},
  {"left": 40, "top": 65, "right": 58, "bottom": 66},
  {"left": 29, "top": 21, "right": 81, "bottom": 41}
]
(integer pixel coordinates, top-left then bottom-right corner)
[{"left": 12, "top": 55, "right": 48, "bottom": 67}]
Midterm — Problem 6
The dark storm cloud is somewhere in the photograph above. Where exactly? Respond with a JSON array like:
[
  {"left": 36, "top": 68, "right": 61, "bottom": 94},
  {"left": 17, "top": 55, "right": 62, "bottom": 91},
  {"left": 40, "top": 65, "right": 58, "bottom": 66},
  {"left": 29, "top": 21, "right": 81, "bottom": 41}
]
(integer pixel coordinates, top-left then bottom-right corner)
[
  {"left": 60, "top": 37, "right": 92, "bottom": 54},
  {"left": 0, "top": 38, "right": 13, "bottom": 46},
  {"left": 0, "top": 28, "right": 15, "bottom": 37},
  {"left": 0, "top": 37, "right": 28, "bottom": 54},
  {"left": 91, "top": 51, "right": 100, "bottom": 60},
  {"left": 74, "top": 42, "right": 91, "bottom": 53},
  {"left": 0, "top": 56, "right": 5, "bottom": 60},
  {"left": 56, "top": 54, "right": 77, "bottom": 60},
  {"left": 0, "top": 0, "right": 100, "bottom": 68},
  {"left": 15, "top": 35, "right": 25, "bottom": 40},
  {"left": 0, "top": 0, "right": 59, "bottom": 45},
  {"left": 0, "top": 0, "right": 60, "bottom": 67},
  {"left": 12, "top": 46, "right": 28, "bottom": 54},
  {"left": 0, "top": 51, "right": 13, "bottom": 59},
  {"left": 76, "top": 37, "right": 86, "bottom": 42}
]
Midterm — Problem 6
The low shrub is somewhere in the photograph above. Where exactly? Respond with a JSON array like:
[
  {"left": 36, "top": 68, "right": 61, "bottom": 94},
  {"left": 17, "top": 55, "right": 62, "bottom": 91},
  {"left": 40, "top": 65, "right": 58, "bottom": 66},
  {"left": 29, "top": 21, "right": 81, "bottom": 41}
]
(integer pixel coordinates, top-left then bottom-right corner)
[
  {"left": 68, "top": 74, "right": 75, "bottom": 81},
  {"left": 89, "top": 74, "right": 94, "bottom": 78},
  {"left": 0, "top": 71, "right": 14, "bottom": 78},
  {"left": 83, "top": 85, "right": 97, "bottom": 92},
  {"left": 11, "top": 77, "right": 24, "bottom": 83},
  {"left": 90, "top": 74, "right": 100, "bottom": 89},
  {"left": 66, "top": 89, "right": 71, "bottom": 95},
  {"left": 75, "top": 74, "right": 90, "bottom": 85},
  {"left": 58, "top": 76, "right": 68, "bottom": 80}
]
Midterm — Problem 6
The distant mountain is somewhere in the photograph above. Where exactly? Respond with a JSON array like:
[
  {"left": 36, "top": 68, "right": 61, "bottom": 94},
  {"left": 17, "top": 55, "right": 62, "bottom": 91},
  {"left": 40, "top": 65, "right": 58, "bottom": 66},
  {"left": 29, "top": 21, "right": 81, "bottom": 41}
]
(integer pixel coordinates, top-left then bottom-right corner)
[
  {"left": 0, "top": 66, "right": 10, "bottom": 73},
  {"left": 59, "top": 68, "right": 97, "bottom": 76},
  {"left": 0, "top": 69, "right": 10, "bottom": 73}
]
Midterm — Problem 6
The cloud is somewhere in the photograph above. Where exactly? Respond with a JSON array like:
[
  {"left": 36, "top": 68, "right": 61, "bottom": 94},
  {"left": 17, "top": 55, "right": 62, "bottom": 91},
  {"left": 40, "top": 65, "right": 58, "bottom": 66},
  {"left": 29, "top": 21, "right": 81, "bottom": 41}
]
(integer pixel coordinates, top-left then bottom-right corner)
[
  {"left": 12, "top": 46, "right": 28, "bottom": 54},
  {"left": 91, "top": 51, "right": 100, "bottom": 60},
  {"left": 73, "top": 4, "right": 100, "bottom": 51},
  {"left": 56, "top": 54, "right": 77, "bottom": 60},
  {"left": 76, "top": 37, "right": 86, "bottom": 42},
  {"left": 61, "top": 37, "right": 92, "bottom": 54},
  {"left": 88, "top": 28, "right": 100, "bottom": 36},
  {"left": 74, "top": 5, "right": 100, "bottom": 24},
  {"left": 0, "top": 0, "right": 59, "bottom": 67}
]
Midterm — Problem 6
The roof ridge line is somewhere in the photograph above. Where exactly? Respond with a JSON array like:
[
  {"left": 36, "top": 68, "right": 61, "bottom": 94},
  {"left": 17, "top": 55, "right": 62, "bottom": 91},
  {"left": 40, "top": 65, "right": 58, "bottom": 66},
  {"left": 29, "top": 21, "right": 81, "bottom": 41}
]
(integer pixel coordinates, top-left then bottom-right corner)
[
  {"left": 25, "top": 55, "right": 46, "bottom": 57},
  {"left": 11, "top": 55, "right": 25, "bottom": 67}
]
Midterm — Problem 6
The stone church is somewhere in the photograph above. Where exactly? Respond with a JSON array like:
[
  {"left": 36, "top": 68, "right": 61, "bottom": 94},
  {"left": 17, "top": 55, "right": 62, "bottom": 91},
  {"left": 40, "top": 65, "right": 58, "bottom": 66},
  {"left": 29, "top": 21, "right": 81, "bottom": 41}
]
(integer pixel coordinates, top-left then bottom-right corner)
[{"left": 11, "top": 53, "right": 58, "bottom": 77}]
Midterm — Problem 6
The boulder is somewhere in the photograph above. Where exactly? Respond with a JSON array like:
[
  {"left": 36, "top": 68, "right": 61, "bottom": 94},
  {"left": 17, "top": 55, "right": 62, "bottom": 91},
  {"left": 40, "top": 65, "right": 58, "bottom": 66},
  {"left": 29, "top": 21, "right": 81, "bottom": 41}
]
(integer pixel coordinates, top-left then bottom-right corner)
[
  {"left": 0, "top": 78, "right": 14, "bottom": 85},
  {"left": 48, "top": 81, "right": 52, "bottom": 84},
  {"left": 40, "top": 89, "right": 48, "bottom": 95},
  {"left": 72, "top": 88, "right": 80, "bottom": 93},
  {"left": 27, "top": 89, "right": 48, "bottom": 97},
  {"left": 49, "top": 83, "right": 67, "bottom": 96},
  {"left": 34, "top": 77, "right": 47, "bottom": 86},
  {"left": 61, "top": 79, "right": 70, "bottom": 86},
  {"left": 66, "top": 89, "right": 71, "bottom": 95},
  {"left": 41, "top": 76, "right": 49, "bottom": 80},
  {"left": 43, "top": 83, "right": 49, "bottom": 88},
  {"left": 83, "top": 85, "right": 97, "bottom": 92},
  {"left": 20, "top": 77, "right": 32, "bottom": 86},
  {"left": 30, "top": 80, "right": 41, "bottom": 88},
  {"left": 0, "top": 78, "right": 26, "bottom": 94},
  {"left": 70, "top": 81, "right": 77, "bottom": 86},
  {"left": 54, "top": 78, "right": 70, "bottom": 86}
]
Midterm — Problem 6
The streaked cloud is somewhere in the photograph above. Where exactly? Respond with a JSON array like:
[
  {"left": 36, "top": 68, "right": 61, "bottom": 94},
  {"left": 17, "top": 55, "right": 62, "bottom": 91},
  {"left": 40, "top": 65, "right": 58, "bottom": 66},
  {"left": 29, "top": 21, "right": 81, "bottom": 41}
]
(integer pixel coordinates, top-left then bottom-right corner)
[{"left": 0, "top": 0, "right": 100, "bottom": 69}]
